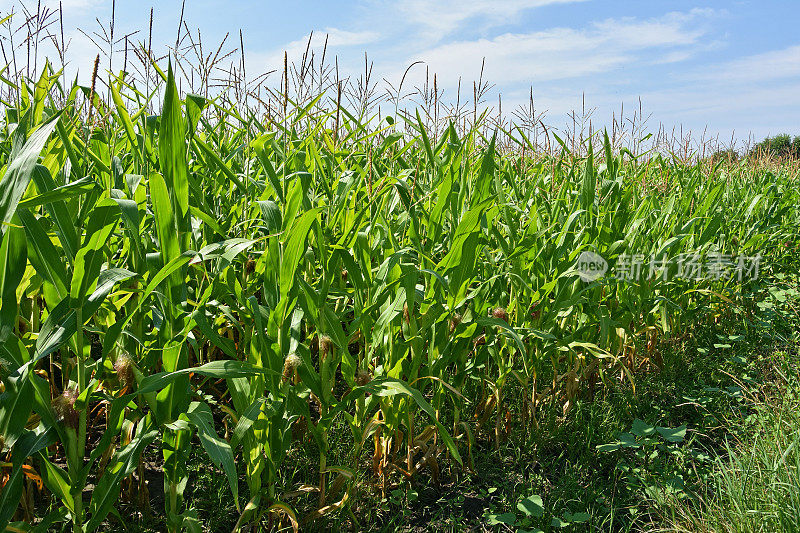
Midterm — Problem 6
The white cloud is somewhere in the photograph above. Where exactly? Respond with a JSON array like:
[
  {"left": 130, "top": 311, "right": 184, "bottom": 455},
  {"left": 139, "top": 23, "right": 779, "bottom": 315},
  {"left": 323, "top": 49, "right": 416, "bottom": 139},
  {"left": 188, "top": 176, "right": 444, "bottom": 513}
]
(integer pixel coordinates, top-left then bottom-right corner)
[
  {"left": 388, "top": 9, "right": 714, "bottom": 89},
  {"left": 310, "top": 28, "right": 381, "bottom": 48},
  {"left": 503, "top": 44, "right": 800, "bottom": 143},
  {"left": 277, "top": 28, "right": 381, "bottom": 66},
  {"left": 635, "top": 45, "right": 800, "bottom": 139},
  {"left": 248, "top": 28, "right": 381, "bottom": 77},
  {"left": 631, "top": 80, "right": 800, "bottom": 141},
  {"left": 396, "top": 0, "right": 587, "bottom": 41},
  {"left": 653, "top": 50, "right": 695, "bottom": 65},
  {"left": 697, "top": 44, "right": 800, "bottom": 83}
]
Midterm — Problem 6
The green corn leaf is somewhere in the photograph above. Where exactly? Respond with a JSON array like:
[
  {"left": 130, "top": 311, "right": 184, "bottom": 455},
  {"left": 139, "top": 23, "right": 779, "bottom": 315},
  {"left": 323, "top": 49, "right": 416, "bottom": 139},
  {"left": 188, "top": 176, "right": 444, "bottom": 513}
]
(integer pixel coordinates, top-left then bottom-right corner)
[
  {"left": 185, "top": 402, "right": 240, "bottom": 511},
  {"left": 20, "top": 174, "right": 96, "bottom": 210},
  {"left": 158, "top": 62, "right": 190, "bottom": 250},
  {"left": 27, "top": 164, "right": 83, "bottom": 260},
  {"left": 17, "top": 208, "right": 69, "bottom": 299},
  {"left": 70, "top": 198, "right": 121, "bottom": 306},
  {"left": 150, "top": 171, "right": 184, "bottom": 309},
  {"left": 0, "top": 427, "right": 57, "bottom": 530},
  {"left": 135, "top": 360, "right": 279, "bottom": 396},
  {"left": 37, "top": 455, "right": 74, "bottom": 514},
  {"left": 85, "top": 424, "right": 158, "bottom": 532},
  {"left": 230, "top": 398, "right": 267, "bottom": 451},
  {"left": 0, "top": 336, "right": 33, "bottom": 450},
  {"left": 36, "top": 268, "right": 136, "bottom": 363},
  {"left": 0, "top": 113, "right": 60, "bottom": 236},
  {"left": 279, "top": 207, "right": 322, "bottom": 297},
  {"left": 0, "top": 223, "right": 26, "bottom": 341}
]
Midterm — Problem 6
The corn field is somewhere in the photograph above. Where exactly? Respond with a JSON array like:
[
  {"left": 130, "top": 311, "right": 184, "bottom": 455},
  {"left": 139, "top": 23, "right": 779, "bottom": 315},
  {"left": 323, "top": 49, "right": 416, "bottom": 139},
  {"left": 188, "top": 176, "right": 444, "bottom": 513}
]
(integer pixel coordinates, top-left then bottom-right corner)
[{"left": 0, "top": 45, "right": 798, "bottom": 532}]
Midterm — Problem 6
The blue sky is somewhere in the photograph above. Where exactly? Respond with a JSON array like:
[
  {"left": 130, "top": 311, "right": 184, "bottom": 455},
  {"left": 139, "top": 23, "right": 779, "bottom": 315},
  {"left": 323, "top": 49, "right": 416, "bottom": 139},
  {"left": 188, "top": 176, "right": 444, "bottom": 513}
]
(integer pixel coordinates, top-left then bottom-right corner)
[{"left": 2, "top": 0, "right": 799, "bottom": 143}]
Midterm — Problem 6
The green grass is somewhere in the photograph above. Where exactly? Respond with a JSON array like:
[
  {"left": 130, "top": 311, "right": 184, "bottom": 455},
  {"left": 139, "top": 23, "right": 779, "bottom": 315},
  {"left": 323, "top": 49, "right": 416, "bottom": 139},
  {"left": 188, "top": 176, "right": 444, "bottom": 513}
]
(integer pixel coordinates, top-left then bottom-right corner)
[{"left": 672, "top": 351, "right": 800, "bottom": 533}]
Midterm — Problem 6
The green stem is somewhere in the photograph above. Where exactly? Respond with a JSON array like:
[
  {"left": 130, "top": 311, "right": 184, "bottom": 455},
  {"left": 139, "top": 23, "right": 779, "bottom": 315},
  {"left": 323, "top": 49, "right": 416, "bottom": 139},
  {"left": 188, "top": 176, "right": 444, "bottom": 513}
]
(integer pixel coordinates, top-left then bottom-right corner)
[
  {"left": 74, "top": 306, "right": 86, "bottom": 532},
  {"left": 319, "top": 411, "right": 328, "bottom": 507}
]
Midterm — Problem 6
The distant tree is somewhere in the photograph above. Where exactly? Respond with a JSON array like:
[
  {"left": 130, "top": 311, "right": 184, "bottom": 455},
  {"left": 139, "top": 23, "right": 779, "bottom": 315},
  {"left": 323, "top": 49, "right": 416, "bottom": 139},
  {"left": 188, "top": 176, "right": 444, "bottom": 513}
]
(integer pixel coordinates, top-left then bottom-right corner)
[
  {"left": 710, "top": 148, "right": 739, "bottom": 163},
  {"left": 750, "top": 133, "right": 800, "bottom": 159}
]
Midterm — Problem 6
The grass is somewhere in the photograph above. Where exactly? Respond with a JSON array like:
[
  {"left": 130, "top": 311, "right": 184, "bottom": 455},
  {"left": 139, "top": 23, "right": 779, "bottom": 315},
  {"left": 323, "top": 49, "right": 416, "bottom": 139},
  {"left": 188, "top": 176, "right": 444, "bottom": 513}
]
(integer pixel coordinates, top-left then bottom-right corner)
[{"left": 673, "top": 351, "right": 800, "bottom": 533}]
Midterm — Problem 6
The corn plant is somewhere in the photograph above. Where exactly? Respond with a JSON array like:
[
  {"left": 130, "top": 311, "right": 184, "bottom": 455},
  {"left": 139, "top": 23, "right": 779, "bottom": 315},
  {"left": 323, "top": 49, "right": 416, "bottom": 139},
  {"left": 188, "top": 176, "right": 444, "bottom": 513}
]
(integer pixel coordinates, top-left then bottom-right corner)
[{"left": 0, "top": 41, "right": 798, "bottom": 532}]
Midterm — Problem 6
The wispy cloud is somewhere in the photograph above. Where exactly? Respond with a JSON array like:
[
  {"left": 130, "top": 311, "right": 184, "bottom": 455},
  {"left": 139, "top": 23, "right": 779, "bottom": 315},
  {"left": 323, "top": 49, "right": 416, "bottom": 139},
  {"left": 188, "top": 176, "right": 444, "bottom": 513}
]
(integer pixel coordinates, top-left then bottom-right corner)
[
  {"left": 280, "top": 28, "right": 380, "bottom": 61},
  {"left": 388, "top": 9, "right": 715, "bottom": 88},
  {"left": 248, "top": 28, "right": 381, "bottom": 77},
  {"left": 395, "top": 0, "right": 587, "bottom": 42},
  {"left": 520, "top": 43, "right": 800, "bottom": 141},
  {"left": 697, "top": 44, "right": 800, "bottom": 83}
]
